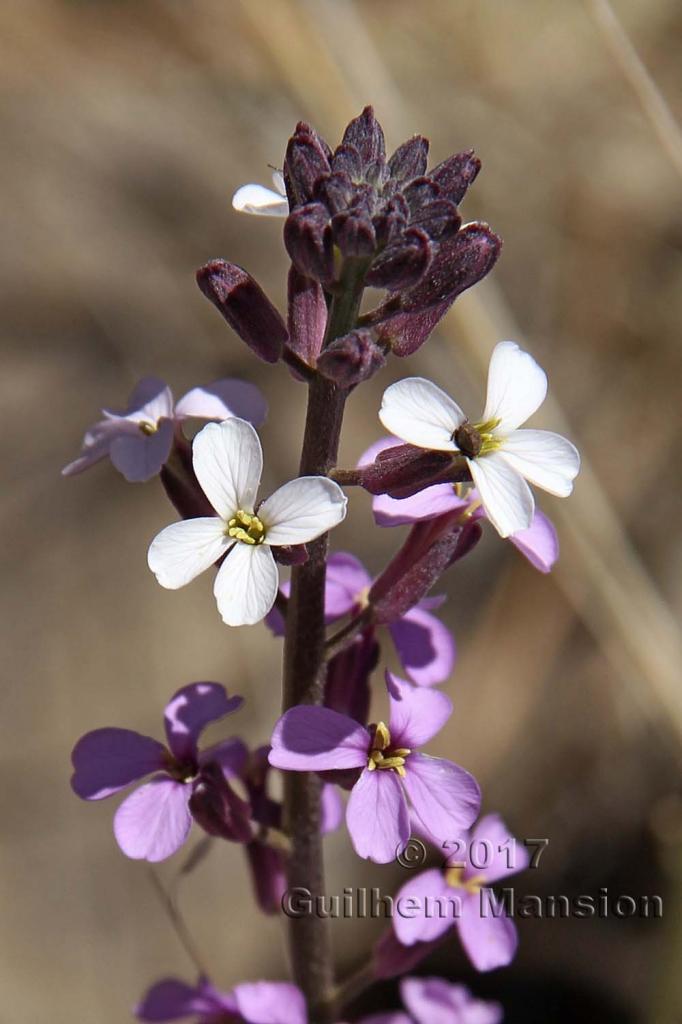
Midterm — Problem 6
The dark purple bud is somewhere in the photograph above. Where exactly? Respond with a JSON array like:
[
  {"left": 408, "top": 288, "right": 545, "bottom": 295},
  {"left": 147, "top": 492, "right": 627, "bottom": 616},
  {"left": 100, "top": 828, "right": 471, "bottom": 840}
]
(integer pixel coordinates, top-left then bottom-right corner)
[
  {"left": 331, "top": 143, "right": 363, "bottom": 180},
  {"left": 189, "top": 763, "right": 253, "bottom": 844},
  {"left": 317, "top": 329, "right": 387, "bottom": 387},
  {"left": 409, "top": 198, "right": 461, "bottom": 242},
  {"left": 160, "top": 433, "right": 216, "bottom": 519},
  {"left": 373, "top": 198, "right": 408, "bottom": 249},
  {"left": 331, "top": 209, "right": 377, "bottom": 258},
  {"left": 341, "top": 105, "right": 386, "bottom": 169},
  {"left": 325, "top": 629, "right": 378, "bottom": 727},
  {"left": 273, "top": 543, "right": 309, "bottom": 566},
  {"left": 196, "top": 260, "right": 287, "bottom": 364},
  {"left": 358, "top": 443, "right": 457, "bottom": 497},
  {"left": 430, "top": 149, "right": 481, "bottom": 204},
  {"left": 245, "top": 840, "right": 287, "bottom": 915},
  {"left": 284, "top": 203, "right": 335, "bottom": 284},
  {"left": 387, "top": 135, "right": 430, "bottom": 185},
  {"left": 287, "top": 266, "right": 327, "bottom": 373},
  {"left": 314, "top": 170, "right": 354, "bottom": 215},
  {"left": 283, "top": 123, "right": 332, "bottom": 208},
  {"left": 366, "top": 226, "right": 432, "bottom": 291},
  {"left": 374, "top": 928, "right": 439, "bottom": 980},
  {"left": 402, "top": 176, "right": 440, "bottom": 213}
]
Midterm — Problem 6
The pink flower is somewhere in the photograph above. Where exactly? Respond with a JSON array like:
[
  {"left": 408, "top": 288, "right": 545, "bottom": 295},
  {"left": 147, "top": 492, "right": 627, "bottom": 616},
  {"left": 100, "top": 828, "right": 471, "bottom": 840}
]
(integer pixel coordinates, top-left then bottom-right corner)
[{"left": 136, "top": 976, "right": 306, "bottom": 1024}]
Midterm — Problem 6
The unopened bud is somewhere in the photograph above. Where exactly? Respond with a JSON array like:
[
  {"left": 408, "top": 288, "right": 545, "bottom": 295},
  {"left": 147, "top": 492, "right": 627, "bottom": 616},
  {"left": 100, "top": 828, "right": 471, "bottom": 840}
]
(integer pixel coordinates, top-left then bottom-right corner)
[
  {"left": 196, "top": 260, "right": 287, "bottom": 364},
  {"left": 317, "top": 329, "right": 386, "bottom": 387},
  {"left": 283, "top": 123, "right": 332, "bottom": 208},
  {"left": 358, "top": 443, "right": 457, "bottom": 497},
  {"left": 430, "top": 149, "right": 481, "bottom": 204},
  {"left": 284, "top": 203, "right": 335, "bottom": 284}
]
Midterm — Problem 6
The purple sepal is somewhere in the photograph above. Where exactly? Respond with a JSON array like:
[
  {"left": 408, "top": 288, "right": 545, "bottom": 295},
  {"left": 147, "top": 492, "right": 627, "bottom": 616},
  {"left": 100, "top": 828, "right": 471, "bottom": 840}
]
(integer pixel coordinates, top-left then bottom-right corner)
[
  {"left": 366, "top": 227, "right": 432, "bottom": 291},
  {"left": 286, "top": 266, "right": 327, "bottom": 374},
  {"left": 284, "top": 122, "right": 332, "bottom": 209},
  {"left": 317, "top": 329, "right": 387, "bottom": 387},
  {"left": 159, "top": 434, "right": 215, "bottom": 520},
  {"left": 325, "top": 629, "right": 378, "bottom": 726},
  {"left": 188, "top": 763, "right": 253, "bottom": 844},
  {"left": 430, "top": 149, "right": 482, "bottom": 204},
  {"left": 135, "top": 976, "right": 235, "bottom": 1022},
  {"left": 245, "top": 840, "right": 287, "bottom": 915},
  {"left": 373, "top": 928, "right": 439, "bottom": 980},
  {"left": 387, "top": 136, "right": 429, "bottom": 185},
  {"left": 284, "top": 203, "right": 335, "bottom": 284},
  {"left": 196, "top": 260, "right": 287, "bottom": 363},
  {"left": 272, "top": 543, "right": 309, "bottom": 566},
  {"left": 358, "top": 443, "right": 457, "bottom": 498},
  {"left": 341, "top": 105, "right": 386, "bottom": 172}
]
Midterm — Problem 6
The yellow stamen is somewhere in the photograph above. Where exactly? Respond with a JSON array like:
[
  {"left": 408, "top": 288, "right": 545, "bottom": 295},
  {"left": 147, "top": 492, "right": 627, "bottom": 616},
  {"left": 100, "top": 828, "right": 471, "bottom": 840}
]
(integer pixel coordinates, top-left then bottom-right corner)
[
  {"left": 444, "top": 866, "right": 485, "bottom": 893},
  {"left": 138, "top": 421, "right": 158, "bottom": 436},
  {"left": 472, "top": 417, "right": 502, "bottom": 456},
  {"left": 227, "top": 510, "right": 266, "bottom": 545},
  {"left": 366, "top": 722, "right": 411, "bottom": 776}
]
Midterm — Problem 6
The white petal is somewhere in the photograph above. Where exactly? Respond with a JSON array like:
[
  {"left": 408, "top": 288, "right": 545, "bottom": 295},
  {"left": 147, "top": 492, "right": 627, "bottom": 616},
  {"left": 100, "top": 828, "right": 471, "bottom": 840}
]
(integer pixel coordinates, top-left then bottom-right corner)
[
  {"left": 468, "top": 452, "right": 534, "bottom": 538},
  {"left": 499, "top": 429, "right": 580, "bottom": 497},
  {"left": 232, "top": 183, "right": 289, "bottom": 217},
  {"left": 213, "top": 543, "right": 278, "bottom": 626},
  {"left": 147, "top": 518, "right": 229, "bottom": 589},
  {"left": 192, "top": 419, "right": 262, "bottom": 520},
  {"left": 259, "top": 477, "right": 348, "bottom": 546},
  {"left": 483, "top": 341, "right": 547, "bottom": 433},
  {"left": 271, "top": 170, "right": 286, "bottom": 196},
  {"left": 379, "top": 378, "right": 464, "bottom": 451}
]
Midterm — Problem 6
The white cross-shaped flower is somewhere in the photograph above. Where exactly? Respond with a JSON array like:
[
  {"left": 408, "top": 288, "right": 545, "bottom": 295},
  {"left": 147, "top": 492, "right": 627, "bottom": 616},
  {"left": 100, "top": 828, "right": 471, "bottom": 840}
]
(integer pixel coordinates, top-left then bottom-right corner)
[
  {"left": 379, "top": 341, "right": 580, "bottom": 537},
  {"left": 148, "top": 418, "right": 347, "bottom": 626}
]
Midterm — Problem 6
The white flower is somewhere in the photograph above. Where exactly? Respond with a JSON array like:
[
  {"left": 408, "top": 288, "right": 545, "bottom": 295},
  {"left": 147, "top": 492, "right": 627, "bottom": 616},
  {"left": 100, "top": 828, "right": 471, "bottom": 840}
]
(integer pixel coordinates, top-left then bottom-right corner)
[
  {"left": 147, "top": 418, "right": 347, "bottom": 626},
  {"left": 379, "top": 341, "right": 580, "bottom": 538},
  {"left": 231, "top": 170, "right": 288, "bottom": 217}
]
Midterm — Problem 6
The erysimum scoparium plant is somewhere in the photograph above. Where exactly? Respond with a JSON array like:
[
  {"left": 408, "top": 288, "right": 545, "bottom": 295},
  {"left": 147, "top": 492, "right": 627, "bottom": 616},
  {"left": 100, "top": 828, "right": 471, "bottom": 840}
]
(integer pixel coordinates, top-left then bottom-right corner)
[{"left": 66, "top": 106, "right": 579, "bottom": 1023}]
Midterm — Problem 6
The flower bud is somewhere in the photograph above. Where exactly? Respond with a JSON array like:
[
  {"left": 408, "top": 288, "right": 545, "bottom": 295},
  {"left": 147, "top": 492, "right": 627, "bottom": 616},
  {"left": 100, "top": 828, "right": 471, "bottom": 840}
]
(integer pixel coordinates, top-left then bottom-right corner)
[
  {"left": 196, "top": 260, "right": 287, "bottom": 363},
  {"left": 340, "top": 105, "right": 386, "bottom": 171},
  {"left": 430, "top": 149, "right": 481, "bottom": 204},
  {"left": 325, "top": 629, "right": 378, "bottom": 726},
  {"left": 366, "top": 227, "right": 432, "bottom": 291},
  {"left": 331, "top": 209, "right": 377, "bottom": 258},
  {"left": 387, "top": 136, "right": 429, "bottom": 187},
  {"left": 283, "top": 123, "right": 332, "bottom": 208},
  {"left": 284, "top": 203, "right": 335, "bottom": 284},
  {"left": 358, "top": 443, "right": 457, "bottom": 497},
  {"left": 189, "top": 763, "right": 253, "bottom": 843},
  {"left": 373, "top": 928, "right": 436, "bottom": 980},
  {"left": 317, "top": 329, "right": 387, "bottom": 387}
]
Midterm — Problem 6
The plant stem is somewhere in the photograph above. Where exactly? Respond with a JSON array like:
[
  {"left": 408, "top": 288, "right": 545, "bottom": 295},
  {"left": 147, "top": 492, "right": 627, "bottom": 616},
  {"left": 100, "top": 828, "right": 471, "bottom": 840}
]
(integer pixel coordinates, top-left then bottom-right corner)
[{"left": 281, "top": 268, "right": 365, "bottom": 1021}]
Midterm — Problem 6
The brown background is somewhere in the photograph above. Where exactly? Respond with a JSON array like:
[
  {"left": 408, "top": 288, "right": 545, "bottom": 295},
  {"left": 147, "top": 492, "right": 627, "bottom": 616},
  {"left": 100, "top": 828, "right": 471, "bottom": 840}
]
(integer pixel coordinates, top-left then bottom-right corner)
[{"left": 1, "top": 1, "right": 681, "bottom": 1021}]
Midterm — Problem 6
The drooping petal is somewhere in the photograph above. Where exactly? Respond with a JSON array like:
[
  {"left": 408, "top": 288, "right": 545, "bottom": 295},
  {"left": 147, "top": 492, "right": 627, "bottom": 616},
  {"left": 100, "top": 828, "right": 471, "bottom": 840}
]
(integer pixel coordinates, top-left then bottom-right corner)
[
  {"left": 269, "top": 706, "right": 368, "bottom": 771},
  {"left": 457, "top": 894, "right": 519, "bottom": 971},
  {"left": 109, "top": 420, "right": 175, "bottom": 482},
  {"left": 259, "top": 477, "right": 347, "bottom": 546},
  {"left": 164, "top": 682, "right": 243, "bottom": 762},
  {"left": 61, "top": 417, "right": 138, "bottom": 476},
  {"left": 465, "top": 813, "right": 530, "bottom": 885},
  {"left": 400, "top": 976, "right": 503, "bottom": 1024},
  {"left": 386, "top": 673, "right": 453, "bottom": 749},
  {"left": 113, "top": 777, "right": 192, "bottom": 862},
  {"left": 482, "top": 341, "right": 547, "bottom": 433},
  {"left": 509, "top": 508, "right": 558, "bottom": 573},
  {"left": 321, "top": 783, "right": 344, "bottom": 833},
  {"left": 232, "top": 183, "right": 290, "bottom": 217},
  {"left": 232, "top": 981, "right": 307, "bottom": 1024},
  {"left": 403, "top": 753, "right": 480, "bottom": 841},
  {"left": 392, "top": 869, "right": 455, "bottom": 946},
  {"left": 499, "top": 429, "right": 580, "bottom": 497},
  {"left": 71, "top": 728, "right": 168, "bottom": 800},
  {"left": 467, "top": 452, "right": 534, "bottom": 538},
  {"left": 213, "top": 542, "right": 279, "bottom": 626},
  {"left": 147, "top": 517, "right": 229, "bottom": 590},
  {"left": 192, "top": 418, "right": 263, "bottom": 520},
  {"left": 374, "top": 484, "right": 468, "bottom": 528},
  {"left": 175, "top": 379, "right": 267, "bottom": 427},
  {"left": 135, "top": 977, "right": 234, "bottom": 1022},
  {"left": 379, "top": 378, "right": 463, "bottom": 451},
  {"left": 346, "top": 768, "right": 410, "bottom": 864},
  {"left": 389, "top": 607, "right": 456, "bottom": 687}
]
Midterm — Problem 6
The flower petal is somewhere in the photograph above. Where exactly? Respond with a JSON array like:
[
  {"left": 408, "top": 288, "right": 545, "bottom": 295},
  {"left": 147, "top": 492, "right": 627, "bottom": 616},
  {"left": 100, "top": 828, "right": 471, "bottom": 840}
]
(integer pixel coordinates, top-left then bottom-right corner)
[
  {"left": 393, "top": 869, "right": 455, "bottom": 946},
  {"left": 269, "top": 706, "right": 368, "bottom": 771},
  {"left": 164, "top": 682, "right": 243, "bottom": 762},
  {"left": 509, "top": 508, "right": 558, "bottom": 573},
  {"left": 401, "top": 976, "right": 503, "bottom": 1024},
  {"left": 457, "top": 894, "right": 519, "bottom": 971},
  {"left": 346, "top": 768, "right": 410, "bottom": 864},
  {"left": 232, "top": 183, "right": 289, "bottom": 217},
  {"left": 71, "top": 728, "right": 168, "bottom": 800},
  {"left": 320, "top": 783, "right": 344, "bottom": 834},
  {"left": 466, "top": 814, "right": 530, "bottom": 885},
  {"left": 199, "top": 737, "right": 249, "bottom": 778},
  {"left": 136, "top": 977, "right": 234, "bottom": 1022},
  {"left": 389, "top": 607, "right": 456, "bottom": 687},
  {"left": 467, "top": 452, "right": 534, "bottom": 538},
  {"left": 327, "top": 552, "right": 372, "bottom": 605},
  {"left": 192, "top": 418, "right": 263, "bottom": 520},
  {"left": 499, "top": 429, "right": 580, "bottom": 497},
  {"left": 403, "top": 753, "right": 480, "bottom": 842},
  {"left": 121, "top": 378, "right": 174, "bottom": 422},
  {"left": 109, "top": 420, "right": 174, "bottom": 482},
  {"left": 374, "top": 484, "right": 468, "bottom": 528},
  {"left": 113, "top": 777, "right": 192, "bottom": 862},
  {"left": 213, "top": 543, "right": 279, "bottom": 626},
  {"left": 62, "top": 418, "right": 137, "bottom": 476},
  {"left": 387, "top": 673, "right": 453, "bottom": 747},
  {"left": 379, "top": 378, "right": 463, "bottom": 451},
  {"left": 148, "top": 517, "right": 229, "bottom": 590},
  {"left": 175, "top": 379, "right": 267, "bottom": 427},
  {"left": 482, "top": 341, "right": 547, "bottom": 433},
  {"left": 233, "top": 982, "right": 307, "bottom": 1024},
  {"left": 258, "top": 477, "right": 347, "bottom": 546}
]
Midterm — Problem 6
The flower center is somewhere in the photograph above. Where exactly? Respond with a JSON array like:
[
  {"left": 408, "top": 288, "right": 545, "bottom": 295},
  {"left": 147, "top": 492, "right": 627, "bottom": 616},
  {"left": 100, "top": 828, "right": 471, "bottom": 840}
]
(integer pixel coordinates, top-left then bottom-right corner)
[
  {"left": 366, "top": 721, "right": 411, "bottom": 778},
  {"left": 453, "top": 418, "right": 501, "bottom": 458},
  {"left": 138, "top": 421, "right": 158, "bottom": 436},
  {"left": 444, "top": 866, "right": 485, "bottom": 894},
  {"left": 227, "top": 509, "right": 266, "bottom": 545}
]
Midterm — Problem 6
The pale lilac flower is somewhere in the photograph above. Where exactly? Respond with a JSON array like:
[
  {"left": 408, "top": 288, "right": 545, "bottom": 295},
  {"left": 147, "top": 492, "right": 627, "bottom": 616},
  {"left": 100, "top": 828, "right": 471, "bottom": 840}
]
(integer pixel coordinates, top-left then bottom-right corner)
[
  {"left": 269, "top": 673, "right": 480, "bottom": 864},
  {"left": 232, "top": 170, "right": 289, "bottom": 217},
  {"left": 379, "top": 341, "right": 580, "bottom": 537},
  {"left": 63, "top": 376, "right": 267, "bottom": 483},
  {"left": 393, "top": 814, "right": 529, "bottom": 972},
  {"left": 360, "top": 976, "right": 502, "bottom": 1024},
  {"left": 360, "top": 437, "right": 559, "bottom": 573},
  {"left": 147, "top": 418, "right": 347, "bottom": 626},
  {"left": 71, "top": 682, "right": 249, "bottom": 862},
  {"left": 136, "top": 976, "right": 306, "bottom": 1024}
]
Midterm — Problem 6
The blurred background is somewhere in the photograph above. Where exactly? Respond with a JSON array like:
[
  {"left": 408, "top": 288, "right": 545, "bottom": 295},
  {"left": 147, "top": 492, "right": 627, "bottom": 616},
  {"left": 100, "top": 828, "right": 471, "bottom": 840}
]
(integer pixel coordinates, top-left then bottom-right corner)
[{"left": 1, "top": 0, "right": 681, "bottom": 1020}]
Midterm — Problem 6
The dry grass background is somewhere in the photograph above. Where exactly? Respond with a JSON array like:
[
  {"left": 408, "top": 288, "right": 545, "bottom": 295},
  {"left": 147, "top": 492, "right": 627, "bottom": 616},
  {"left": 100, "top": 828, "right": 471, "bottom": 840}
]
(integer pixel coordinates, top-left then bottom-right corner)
[{"left": 1, "top": 0, "right": 681, "bottom": 1021}]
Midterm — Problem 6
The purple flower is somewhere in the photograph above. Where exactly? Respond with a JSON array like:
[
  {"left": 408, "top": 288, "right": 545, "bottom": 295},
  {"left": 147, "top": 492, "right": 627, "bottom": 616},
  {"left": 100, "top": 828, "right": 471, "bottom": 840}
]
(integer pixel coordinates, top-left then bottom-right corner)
[
  {"left": 269, "top": 673, "right": 480, "bottom": 864},
  {"left": 63, "top": 376, "right": 267, "bottom": 482},
  {"left": 71, "top": 683, "right": 250, "bottom": 861},
  {"left": 361, "top": 976, "right": 502, "bottom": 1024},
  {"left": 392, "top": 814, "right": 529, "bottom": 972},
  {"left": 361, "top": 438, "right": 559, "bottom": 573},
  {"left": 136, "top": 976, "right": 306, "bottom": 1024},
  {"left": 267, "top": 552, "right": 455, "bottom": 688}
]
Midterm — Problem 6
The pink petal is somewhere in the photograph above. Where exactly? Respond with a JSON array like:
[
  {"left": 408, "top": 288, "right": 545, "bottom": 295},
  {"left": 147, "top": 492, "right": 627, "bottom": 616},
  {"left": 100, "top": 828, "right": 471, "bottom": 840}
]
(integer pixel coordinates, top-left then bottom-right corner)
[
  {"left": 400, "top": 976, "right": 503, "bottom": 1024},
  {"left": 387, "top": 673, "right": 452, "bottom": 748},
  {"left": 199, "top": 737, "right": 249, "bottom": 778},
  {"left": 389, "top": 608, "right": 456, "bottom": 687},
  {"left": 62, "top": 417, "right": 138, "bottom": 476},
  {"left": 403, "top": 753, "right": 480, "bottom": 842},
  {"left": 175, "top": 379, "right": 267, "bottom": 426},
  {"left": 393, "top": 869, "right": 455, "bottom": 946},
  {"left": 509, "top": 508, "right": 558, "bottom": 573},
  {"left": 109, "top": 419, "right": 174, "bottom": 482},
  {"left": 357, "top": 436, "right": 401, "bottom": 467},
  {"left": 233, "top": 981, "right": 307, "bottom": 1024},
  {"left": 71, "top": 728, "right": 167, "bottom": 800},
  {"left": 465, "top": 813, "right": 530, "bottom": 885},
  {"left": 320, "top": 783, "right": 344, "bottom": 834},
  {"left": 269, "top": 706, "right": 369, "bottom": 771},
  {"left": 346, "top": 768, "right": 410, "bottom": 864},
  {"left": 326, "top": 552, "right": 372, "bottom": 614},
  {"left": 113, "top": 777, "right": 192, "bottom": 862},
  {"left": 374, "top": 484, "right": 468, "bottom": 528},
  {"left": 120, "top": 377, "right": 174, "bottom": 419},
  {"left": 164, "top": 682, "right": 243, "bottom": 762},
  {"left": 135, "top": 977, "right": 234, "bottom": 1021},
  {"left": 457, "top": 893, "right": 519, "bottom": 971}
]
